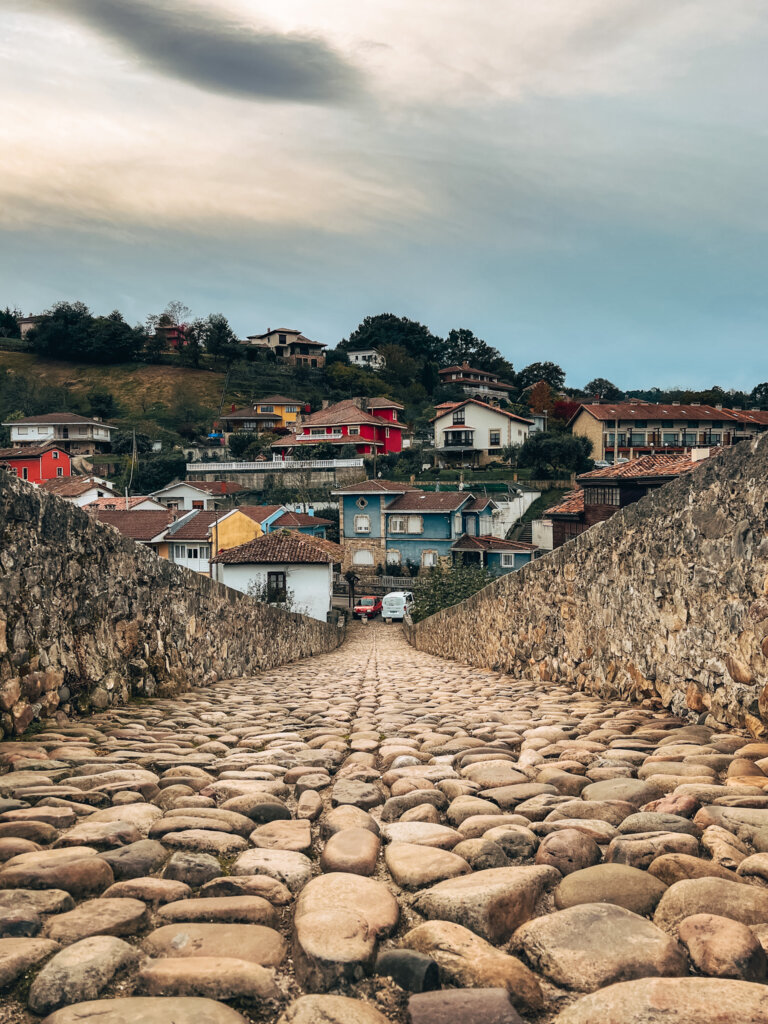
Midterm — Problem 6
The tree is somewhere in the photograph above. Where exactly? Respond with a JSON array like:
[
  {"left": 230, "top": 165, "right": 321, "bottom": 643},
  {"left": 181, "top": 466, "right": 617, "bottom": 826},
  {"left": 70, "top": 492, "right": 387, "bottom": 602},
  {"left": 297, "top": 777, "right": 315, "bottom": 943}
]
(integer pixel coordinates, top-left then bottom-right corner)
[
  {"left": 87, "top": 389, "right": 117, "bottom": 419},
  {"left": 180, "top": 319, "right": 205, "bottom": 368},
  {"left": 88, "top": 311, "right": 145, "bottom": 363},
  {"left": 583, "top": 378, "right": 623, "bottom": 401},
  {"left": 117, "top": 452, "right": 186, "bottom": 493},
  {"left": 444, "top": 328, "right": 514, "bottom": 380},
  {"left": 28, "top": 303, "right": 143, "bottom": 364},
  {"left": 340, "top": 314, "right": 441, "bottom": 363},
  {"left": 228, "top": 432, "right": 259, "bottom": 458},
  {"left": 517, "top": 362, "right": 566, "bottom": 392},
  {"left": 750, "top": 383, "right": 768, "bottom": 409},
  {"left": 0, "top": 307, "right": 21, "bottom": 338},
  {"left": 411, "top": 562, "right": 495, "bottom": 623},
  {"left": 518, "top": 432, "right": 593, "bottom": 477},
  {"left": 204, "top": 313, "right": 240, "bottom": 362},
  {"left": 529, "top": 380, "right": 554, "bottom": 414},
  {"left": 111, "top": 430, "right": 153, "bottom": 455}
]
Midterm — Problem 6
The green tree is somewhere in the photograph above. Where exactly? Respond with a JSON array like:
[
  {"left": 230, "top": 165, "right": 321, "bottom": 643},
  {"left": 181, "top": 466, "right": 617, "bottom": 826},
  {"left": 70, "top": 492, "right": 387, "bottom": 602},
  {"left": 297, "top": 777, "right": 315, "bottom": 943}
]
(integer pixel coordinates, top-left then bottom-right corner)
[
  {"left": 180, "top": 319, "right": 204, "bottom": 368},
  {"left": 87, "top": 389, "right": 118, "bottom": 419},
  {"left": 124, "top": 453, "right": 187, "bottom": 493},
  {"left": 29, "top": 303, "right": 143, "bottom": 363},
  {"left": 444, "top": 328, "right": 514, "bottom": 380},
  {"left": 228, "top": 432, "right": 259, "bottom": 458},
  {"left": 0, "top": 307, "right": 21, "bottom": 338},
  {"left": 517, "top": 361, "right": 566, "bottom": 392},
  {"left": 518, "top": 432, "right": 593, "bottom": 477},
  {"left": 751, "top": 382, "right": 768, "bottom": 409},
  {"left": 583, "top": 378, "right": 623, "bottom": 401},
  {"left": 411, "top": 562, "right": 495, "bottom": 623},
  {"left": 204, "top": 313, "right": 240, "bottom": 362},
  {"left": 340, "top": 313, "right": 442, "bottom": 363}
]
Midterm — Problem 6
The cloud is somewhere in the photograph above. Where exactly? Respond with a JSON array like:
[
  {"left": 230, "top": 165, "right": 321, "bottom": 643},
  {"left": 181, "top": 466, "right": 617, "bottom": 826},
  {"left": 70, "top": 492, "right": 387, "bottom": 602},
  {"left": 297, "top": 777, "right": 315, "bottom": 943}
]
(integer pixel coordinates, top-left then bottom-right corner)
[{"left": 46, "top": 0, "right": 362, "bottom": 104}]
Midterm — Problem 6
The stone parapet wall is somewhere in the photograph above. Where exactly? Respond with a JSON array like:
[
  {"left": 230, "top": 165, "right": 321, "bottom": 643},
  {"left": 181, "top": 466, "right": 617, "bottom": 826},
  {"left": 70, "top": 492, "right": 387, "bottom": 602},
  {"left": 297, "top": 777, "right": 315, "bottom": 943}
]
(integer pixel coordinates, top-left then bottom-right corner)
[
  {"left": 0, "top": 473, "right": 344, "bottom": 737},
  {"left": 405, "top": 435, "right": 768, "bottom": 736}
]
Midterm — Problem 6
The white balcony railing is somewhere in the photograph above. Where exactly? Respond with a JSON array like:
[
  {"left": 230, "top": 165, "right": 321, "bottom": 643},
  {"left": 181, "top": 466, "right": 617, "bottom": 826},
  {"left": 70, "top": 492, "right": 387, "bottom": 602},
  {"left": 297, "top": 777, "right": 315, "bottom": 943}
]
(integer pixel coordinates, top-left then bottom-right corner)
[{"left": 186, "top": 458, "right": 364, "bottom": 472}]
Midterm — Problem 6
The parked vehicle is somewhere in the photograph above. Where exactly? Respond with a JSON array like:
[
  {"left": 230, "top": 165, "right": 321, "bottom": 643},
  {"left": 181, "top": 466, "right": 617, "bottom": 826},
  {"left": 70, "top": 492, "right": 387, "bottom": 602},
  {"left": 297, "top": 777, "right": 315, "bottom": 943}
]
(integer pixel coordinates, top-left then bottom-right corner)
[
  {"left": 353, "top": 596, "right": 382, "bottom": 620},
  {"left": 382, "top": 591, "right": 415, "bottom": 622}
]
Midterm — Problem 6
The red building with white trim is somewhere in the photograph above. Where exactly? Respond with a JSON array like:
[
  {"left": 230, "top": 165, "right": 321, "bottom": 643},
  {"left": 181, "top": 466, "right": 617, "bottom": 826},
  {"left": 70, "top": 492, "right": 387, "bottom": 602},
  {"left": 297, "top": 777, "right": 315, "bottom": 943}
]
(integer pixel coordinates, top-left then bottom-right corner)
[
  {"left": 271, "top": 398, "right": 404, "bottom": 458},
  {"left": 0, "top": 445, "right": 71, "bottom": 484}
]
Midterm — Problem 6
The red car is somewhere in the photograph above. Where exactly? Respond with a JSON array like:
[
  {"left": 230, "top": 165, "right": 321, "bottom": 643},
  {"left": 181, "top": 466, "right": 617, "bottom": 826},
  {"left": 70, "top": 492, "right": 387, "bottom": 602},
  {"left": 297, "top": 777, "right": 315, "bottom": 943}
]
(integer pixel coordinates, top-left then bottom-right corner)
[{"left": 353, "top": 596, "right": 382, "bottom": 620}]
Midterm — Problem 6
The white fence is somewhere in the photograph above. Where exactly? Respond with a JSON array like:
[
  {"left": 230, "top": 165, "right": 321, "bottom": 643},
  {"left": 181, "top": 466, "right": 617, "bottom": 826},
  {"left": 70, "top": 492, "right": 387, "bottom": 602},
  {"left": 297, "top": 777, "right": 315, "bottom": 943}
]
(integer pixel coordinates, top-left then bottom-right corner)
[{"left": 186, "top": 458, "right": 364, "bottom": 473}]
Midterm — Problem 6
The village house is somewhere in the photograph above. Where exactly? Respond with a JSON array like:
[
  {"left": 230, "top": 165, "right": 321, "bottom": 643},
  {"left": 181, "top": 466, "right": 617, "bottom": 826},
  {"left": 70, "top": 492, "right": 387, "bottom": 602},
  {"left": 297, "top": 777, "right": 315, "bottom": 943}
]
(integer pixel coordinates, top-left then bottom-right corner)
[
  {"left": 438, "top": 362, "right": 514, "bottom": 401},
  {"left": 167, "top": 510, "right": 219, "bottom": 574},
  {"left": 85, "top": 495, "right": 165, "bottom": 511},
  {"left": 332, "top": 480, "right": 419, "bottom": 571},
  {"left": 0, "top": 444, "right": 70, "bottom": 484},
  {"left": 271, "top": 397, "right": 404, "bottom": 459},
  {"left": 217, "top": 396, "right": 304, "bottom": 439},
  {"left": 213, "top": 505, "right": 288, "bottom": 553},
  {"left": 243, "top": 328, "right": 326, "bottom": 368},
  {"left": 348, "top": 349, "right": 385, "bottom": 370},
  {"left": 432, "top": 398, "right": 532, "bottom": 467},
  {"left": 382, "top": 490, "right": 479, "bottom": 570},
  {"left": 41, "top": 475, "right": 120, "bottom": 507},
  {"left": 151, "top": 481, "right": 217, "bottom": 511},
  {"left": 16, "top": 314, "right": 45, "bottom": 338},
  {"left": 542, "top": 450, "right": 716, "bottom": 549},
  {"left": 450, "top": 534, "right": 538, "bottom": 573},
  {"left": 568, "top": 401, "right": 768, "bottom": 463},
  {"left": 2, "top": 413, "right": 114, "bottom": 456},
  {"left": 211, "top": 530, "right": 343, "bottom": 621},
  {"left": 92, "top": 509, "right": 178, "bottom": 556}
]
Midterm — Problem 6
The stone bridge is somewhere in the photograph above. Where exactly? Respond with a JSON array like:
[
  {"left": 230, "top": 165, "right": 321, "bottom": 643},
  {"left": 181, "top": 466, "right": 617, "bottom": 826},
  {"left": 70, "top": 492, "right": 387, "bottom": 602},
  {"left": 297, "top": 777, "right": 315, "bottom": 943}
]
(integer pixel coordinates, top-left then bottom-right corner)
[{"left": 0, "top": 621, "right": 767, "bottom": 1024}]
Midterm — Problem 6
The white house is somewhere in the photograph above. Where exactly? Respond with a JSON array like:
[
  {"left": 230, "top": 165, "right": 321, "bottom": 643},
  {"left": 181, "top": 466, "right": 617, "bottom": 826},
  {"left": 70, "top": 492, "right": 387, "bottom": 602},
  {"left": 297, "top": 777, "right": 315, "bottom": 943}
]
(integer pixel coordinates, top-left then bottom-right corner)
[
  {"left": 151, "top": 481, "right": 216, "bottom": 510},
  {"left": 41, "top": 475, "right": 120, "bottom": 507},
  {"left": 212, "top": 530, "right": 342, "bottom": 621},
  {"left": 348, "top": 349, "right": 385, "bottom": 370},
  {"left": 166, "top": 509, "right": 220, "bottom": 575},
  {"left": 85, "top": 495, "right": 165, "bottom": 511},
  {"left": 432, "top": 399, "right": 533, "bottom": 467},
  {"left": 3, "top": 413, "right": 114, "bottom": 455}
]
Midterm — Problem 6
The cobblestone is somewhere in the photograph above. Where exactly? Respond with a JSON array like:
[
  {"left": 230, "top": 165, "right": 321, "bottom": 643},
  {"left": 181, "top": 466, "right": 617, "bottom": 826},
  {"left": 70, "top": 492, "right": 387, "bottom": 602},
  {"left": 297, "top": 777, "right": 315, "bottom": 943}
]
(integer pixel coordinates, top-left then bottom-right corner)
[{"left": 0, "top": 622, "right": 766, "bottom": 1022}]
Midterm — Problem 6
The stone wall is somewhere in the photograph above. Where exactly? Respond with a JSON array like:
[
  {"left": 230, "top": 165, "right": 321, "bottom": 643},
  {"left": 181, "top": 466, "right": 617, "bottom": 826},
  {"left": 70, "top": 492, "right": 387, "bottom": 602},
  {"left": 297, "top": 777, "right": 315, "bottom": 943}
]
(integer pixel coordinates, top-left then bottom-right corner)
[
  {"left": 0, "top": 472, "right": 345, "bottom": 737},
  {"left": 188, "top": 465, "right": 365, "bottom": 491},
  {"left": 405, "top": 435, "right": 768, "bottom": 736}
]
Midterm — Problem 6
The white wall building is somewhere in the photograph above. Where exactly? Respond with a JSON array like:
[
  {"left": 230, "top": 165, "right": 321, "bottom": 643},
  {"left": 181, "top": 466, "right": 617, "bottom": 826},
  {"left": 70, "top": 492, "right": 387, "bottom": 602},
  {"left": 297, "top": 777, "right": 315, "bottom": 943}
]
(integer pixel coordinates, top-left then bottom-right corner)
[
  {"left": 3, "top": 413, "right": 114, "bottom": 455},
  {"left": 432, "top": 399, "right": 533, "bottom": 467},
  {"left": 152, "top": 481, "right": 215, "bottom": 510},
  {"left": 348, "top": 349, "right": 385, "bottom": 370}
]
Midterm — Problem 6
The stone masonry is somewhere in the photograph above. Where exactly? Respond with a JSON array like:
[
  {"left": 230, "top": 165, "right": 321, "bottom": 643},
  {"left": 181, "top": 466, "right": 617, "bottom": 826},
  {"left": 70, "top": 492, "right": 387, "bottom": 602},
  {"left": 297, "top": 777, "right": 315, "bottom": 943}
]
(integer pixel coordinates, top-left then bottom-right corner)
[
  {"left": 0, "top": 472, "right": 343, "bottom": 738},
  {"left": 406, "top": 435, "right": 768, "bottom": 736}
]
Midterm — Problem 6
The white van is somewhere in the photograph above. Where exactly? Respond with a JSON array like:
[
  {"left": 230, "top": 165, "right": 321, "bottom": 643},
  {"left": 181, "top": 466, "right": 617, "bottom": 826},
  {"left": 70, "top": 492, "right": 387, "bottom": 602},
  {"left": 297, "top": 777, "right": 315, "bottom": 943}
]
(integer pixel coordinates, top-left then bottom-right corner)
[{"left": 382, "top": 591, "right": 415, "bottom": 622}]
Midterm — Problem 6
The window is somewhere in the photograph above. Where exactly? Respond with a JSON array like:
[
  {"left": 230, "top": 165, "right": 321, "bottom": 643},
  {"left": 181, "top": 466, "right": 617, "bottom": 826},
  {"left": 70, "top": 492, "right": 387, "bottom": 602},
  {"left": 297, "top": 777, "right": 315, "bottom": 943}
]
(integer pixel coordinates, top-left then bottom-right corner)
[
  {"left": 386, "top": 549, "right": 400, "bottom": 564},
  {"left": 278, "top": 334, "right": 287, "bottom": 344},
  {"left": 584, "top": 487, "right": 620, "bottom": 506},
  {"left": 260, "top": 405, "right": 274, "bottom": 413},
  {"left": 352, "top": 549, "right": 374, "bottom": 565},
  {"left": 311, "top": 428, "right": 327, "bottom": 436},
  {"left": 200, "top": 544, "right": 211, "bottom": 558},
  {"left": 389, "top": 516, "right": 407, "bottom": 533},
  {"left": 56, "top": 467, "right": 63, "bottom": 477},
  {"left": 683, "top": 432, "right": 698, "bottom": 445},
  {"left": 356, "top": 497, "right": 368, "bottom": 508},
  {"left": 173, "top": 544, "right": 185, "bottom": 560},
  {"left": 385, "top": 428, "right": 390, "bottom": 438},
  {"left": 267, "top": 571, "right": 287, "bottom": 601},
  {"left": 407, "top": 515, "right": 423, "bottom": 534},
  {"left": 354, "top": 514, "right": 370, "bottom": 533},
  {"left": 167, "top": 501, "right": 179, "bottom": 510},
  {"left": 452, "top": 409, "right": 465, "bottom": 425},
  {"left": 501, "top": 552, "right": 515, "bottom": 567},
  {"left": 421, "top": 550, "right": 438, "bottom": 567},
  {"left": 489, "top": 430, "right": 500, "bottom": 446},
  {"left": 17, "top": 427, "right": 28, "bottom": 435},
  {"left": 286, "top": 405, "right": 298, "bottom": 413},
  {"left": 630, "top": 432, "right": 645, "bottom": 446},
  {"left": 52, "top": 451, "right": 58, "bottom": 459},
  {"left": 21, "top": 468, "right": 28, "bottom": 480},
  {"left": 192, "top": 500, "right": 204, "bottom": 509},
  {"left": 348, "top": 427, "right": 360, "bottom": 436},
  {"left": 663, "top": 432, "right": 678, "bottom": 445},
  {"left": 311, "top": 359, "right": 318, "bottom": 367},
  {"left": 710, "top": 433, "right": 721, "bottom": 444}
]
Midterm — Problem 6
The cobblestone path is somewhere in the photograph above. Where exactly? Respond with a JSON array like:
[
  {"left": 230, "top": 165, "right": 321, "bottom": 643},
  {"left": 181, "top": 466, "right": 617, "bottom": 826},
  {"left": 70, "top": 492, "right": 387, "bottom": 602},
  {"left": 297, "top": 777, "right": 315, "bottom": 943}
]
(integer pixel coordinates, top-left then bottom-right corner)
[{"left": 1, "top": 623, "right": 768, "bottom": 1024}]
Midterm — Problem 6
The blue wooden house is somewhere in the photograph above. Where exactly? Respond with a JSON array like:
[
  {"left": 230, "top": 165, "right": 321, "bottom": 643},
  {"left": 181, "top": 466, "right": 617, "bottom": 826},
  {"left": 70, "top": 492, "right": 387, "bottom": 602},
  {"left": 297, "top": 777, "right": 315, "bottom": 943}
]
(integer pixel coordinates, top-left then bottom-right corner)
[{"left": 450, "top": 533, "right": 537, "bottom": 573}]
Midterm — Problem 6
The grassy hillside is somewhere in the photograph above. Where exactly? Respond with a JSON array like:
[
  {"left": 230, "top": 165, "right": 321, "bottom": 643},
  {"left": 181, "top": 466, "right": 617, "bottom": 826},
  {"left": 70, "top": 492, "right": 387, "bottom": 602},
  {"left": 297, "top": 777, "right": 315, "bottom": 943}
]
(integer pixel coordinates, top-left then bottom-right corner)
[{"left": 0, "top": 350, "right": 225, "bottom": 420}]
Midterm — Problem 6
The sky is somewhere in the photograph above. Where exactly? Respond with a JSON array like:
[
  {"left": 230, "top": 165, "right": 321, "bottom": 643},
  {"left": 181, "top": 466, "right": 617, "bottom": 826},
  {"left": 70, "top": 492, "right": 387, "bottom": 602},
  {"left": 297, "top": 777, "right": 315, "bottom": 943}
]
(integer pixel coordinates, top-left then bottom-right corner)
[{"left": 1, "top": 0, "right": 767, "bottom": 391}]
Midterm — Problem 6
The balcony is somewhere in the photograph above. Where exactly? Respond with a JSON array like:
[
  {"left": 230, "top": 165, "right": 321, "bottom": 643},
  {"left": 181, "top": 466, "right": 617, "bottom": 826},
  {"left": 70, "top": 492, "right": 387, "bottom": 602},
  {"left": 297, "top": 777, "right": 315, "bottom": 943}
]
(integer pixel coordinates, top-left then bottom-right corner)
[
  {"left": 294, "top": 432, "right": 346, "bottom": 442},
  {"left": 440, "top": 431, "right": 476, "bottom": 449}
]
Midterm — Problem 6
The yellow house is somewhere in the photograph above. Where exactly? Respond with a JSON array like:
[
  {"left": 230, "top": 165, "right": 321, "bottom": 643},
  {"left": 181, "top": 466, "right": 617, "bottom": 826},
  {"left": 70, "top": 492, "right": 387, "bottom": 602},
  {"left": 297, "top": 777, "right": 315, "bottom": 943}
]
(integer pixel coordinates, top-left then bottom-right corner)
[
  {"left": 219, "top": 395, "right": 303, "bottom": 436},
  {"left": 212, "top": 505, "right": 287, "bottom": 554}
]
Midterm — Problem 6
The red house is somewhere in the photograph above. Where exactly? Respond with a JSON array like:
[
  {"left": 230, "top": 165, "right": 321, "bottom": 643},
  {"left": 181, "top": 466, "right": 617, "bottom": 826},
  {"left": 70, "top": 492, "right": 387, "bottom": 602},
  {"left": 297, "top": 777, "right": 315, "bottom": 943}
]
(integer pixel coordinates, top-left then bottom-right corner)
[
  {"left": 271, "top": 398, "right": 404, "bottom": 458},
  {"left": 0, "top": 444, "right": 71, "bottom": 484}
]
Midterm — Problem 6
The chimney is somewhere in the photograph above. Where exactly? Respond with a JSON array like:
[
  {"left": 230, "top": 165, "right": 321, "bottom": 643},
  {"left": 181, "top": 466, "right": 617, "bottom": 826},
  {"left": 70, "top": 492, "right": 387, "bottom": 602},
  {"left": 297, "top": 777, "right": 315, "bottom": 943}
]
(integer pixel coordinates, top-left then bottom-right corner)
[
  {"left": 715, "top": 403, "right": 722, "bottom": 409},
  {"left": 321, "top": 400, "right": 330, "bottom": 410},
  {"left": 691, "top": 448, "right": 711, "bottom": 463}
]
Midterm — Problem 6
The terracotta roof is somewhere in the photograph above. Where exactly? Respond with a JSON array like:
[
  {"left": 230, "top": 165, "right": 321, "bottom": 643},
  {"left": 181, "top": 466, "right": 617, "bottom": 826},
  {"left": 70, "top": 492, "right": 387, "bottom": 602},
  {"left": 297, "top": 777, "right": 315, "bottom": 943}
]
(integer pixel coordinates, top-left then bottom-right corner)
[
  {"left": 190, "top": 481, "right": 244, "bottom": 495},
  {"left": 439, "top": 363, "right": 504, "bottom": 380},
  {"left": 451, "top": 533, "right": 538, "bottom": 552},
  {"left": 213, "top": 529, "right": 342, "bottom": 565},
  {"left": 86, "top": 496, "right": 161, "bottom": 510},
  {"left": 94, "top": 509, "right": 175, "bottom": 541},
  {"left": 300, "top": 399, "right": 398, "bottom": 429},
  {"left": 386, "top": 491, "right": 473, "bottom": 513},
  {"left": 729, "top": 409, "right": 768, "bottom": 426},
  {"left": 544, "top": 489, "right": 585, "bottom": 517},
  {"left": 221, "top": 407, "right": 281, "bottom": 421},
  {"left": 332, "top": 480, "right": 420, "bottom": 495},
  {"left": 577, "top": 453, "right": 709, "bottom": 483},
  {"left": 431, "top": 398, "right": 533, "bottom": 425},
  {"left": 272, "top": 511, "right": 333, "bottom": 529},
  {"left": 167, "top": 510, "right": 221, "bottom": 540},
  {"left": 41, "top": 476, "right": 116, "bottom": 497},
  {"left": 569, "top": 402, "right": 742, "bottom": 425},
  {"left": 231, "top": 504, "right": 285, "bottom": 524},
  {"left": 0, "top": 444, "right": 67, "bottom": 459},
  {"left": 366, "top": 397, "right": 404, "bottom": 410},
  {"left": 2, "top": 412, "right": 112, "bottom": 428},
  {"left": 256, "top": 395, "right": 303, "bottom": 405}
]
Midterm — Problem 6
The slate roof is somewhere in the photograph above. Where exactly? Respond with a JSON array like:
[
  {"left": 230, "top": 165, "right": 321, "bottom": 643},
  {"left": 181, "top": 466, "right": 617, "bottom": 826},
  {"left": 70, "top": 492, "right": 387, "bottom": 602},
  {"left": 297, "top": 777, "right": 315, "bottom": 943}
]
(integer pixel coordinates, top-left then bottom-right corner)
[
  {"left": 386, "top": 491, "right": 473, "bottom": 513},
  {"left": 213, "top": 530, "right": 342, "bottom": 565},
  {"left": 451, "top": 533, "right": 538, "bottom": 552},
  {"left": 94, "top": 509, "right": 176, "bottom": 541},
  {"left": 272, "top": 511, "right": 333, "bottom": 529},
  {"left": 570, "top": 402, "right": 742, "bottom": 425},
  {"left": 41, "top": 476, "right": 116, "bottom": 497}
]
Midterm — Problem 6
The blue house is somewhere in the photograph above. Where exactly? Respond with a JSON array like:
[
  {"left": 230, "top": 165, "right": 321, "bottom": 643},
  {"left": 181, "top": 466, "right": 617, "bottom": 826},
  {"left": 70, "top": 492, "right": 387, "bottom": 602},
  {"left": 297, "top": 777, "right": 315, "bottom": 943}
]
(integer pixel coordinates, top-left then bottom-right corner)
[
  {"left": 270, "top": 510, "right": 331, "bottom": 538},
  {"left": 450, "top": 534, "right": 537, "bottom": 574},
  {"left": 332, "top": 480, "right": 418, "bottom": 571},
  {"left": 382, "top": 490, "right": 475, "bottom": 570}
]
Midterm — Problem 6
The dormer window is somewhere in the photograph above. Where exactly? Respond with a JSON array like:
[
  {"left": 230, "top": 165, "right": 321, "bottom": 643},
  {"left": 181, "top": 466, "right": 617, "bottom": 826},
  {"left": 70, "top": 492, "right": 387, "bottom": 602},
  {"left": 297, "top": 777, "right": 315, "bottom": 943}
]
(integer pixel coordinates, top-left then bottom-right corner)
[{"left": 452, "top": 409, "right": 465, "bottom": 425}]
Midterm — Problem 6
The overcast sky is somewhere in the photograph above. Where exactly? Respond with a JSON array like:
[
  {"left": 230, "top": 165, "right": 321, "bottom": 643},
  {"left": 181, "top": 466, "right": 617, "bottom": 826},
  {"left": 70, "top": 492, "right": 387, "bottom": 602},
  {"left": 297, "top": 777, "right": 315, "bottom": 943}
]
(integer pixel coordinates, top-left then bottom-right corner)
[{"left": 1, "top": 0, "right": 766, "bottom": 390}]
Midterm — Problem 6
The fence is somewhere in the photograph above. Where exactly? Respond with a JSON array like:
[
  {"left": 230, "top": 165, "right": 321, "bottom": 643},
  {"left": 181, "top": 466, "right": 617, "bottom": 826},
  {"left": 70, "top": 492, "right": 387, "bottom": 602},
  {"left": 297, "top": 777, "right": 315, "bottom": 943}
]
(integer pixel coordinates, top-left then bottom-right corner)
[
  {"left": 186, "top": 458, "right": 364, "bottom": 472},
  {"left": 333, "top": 572, "right": 424, "bottom": 594}
]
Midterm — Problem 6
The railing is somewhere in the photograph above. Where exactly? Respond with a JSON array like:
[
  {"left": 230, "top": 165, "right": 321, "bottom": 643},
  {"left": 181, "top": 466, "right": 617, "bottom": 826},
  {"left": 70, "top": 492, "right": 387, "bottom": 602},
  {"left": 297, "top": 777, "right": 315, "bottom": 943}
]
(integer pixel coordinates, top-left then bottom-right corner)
[{"left": 186, "top": 458, "right": 364, "bottom": 472}]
